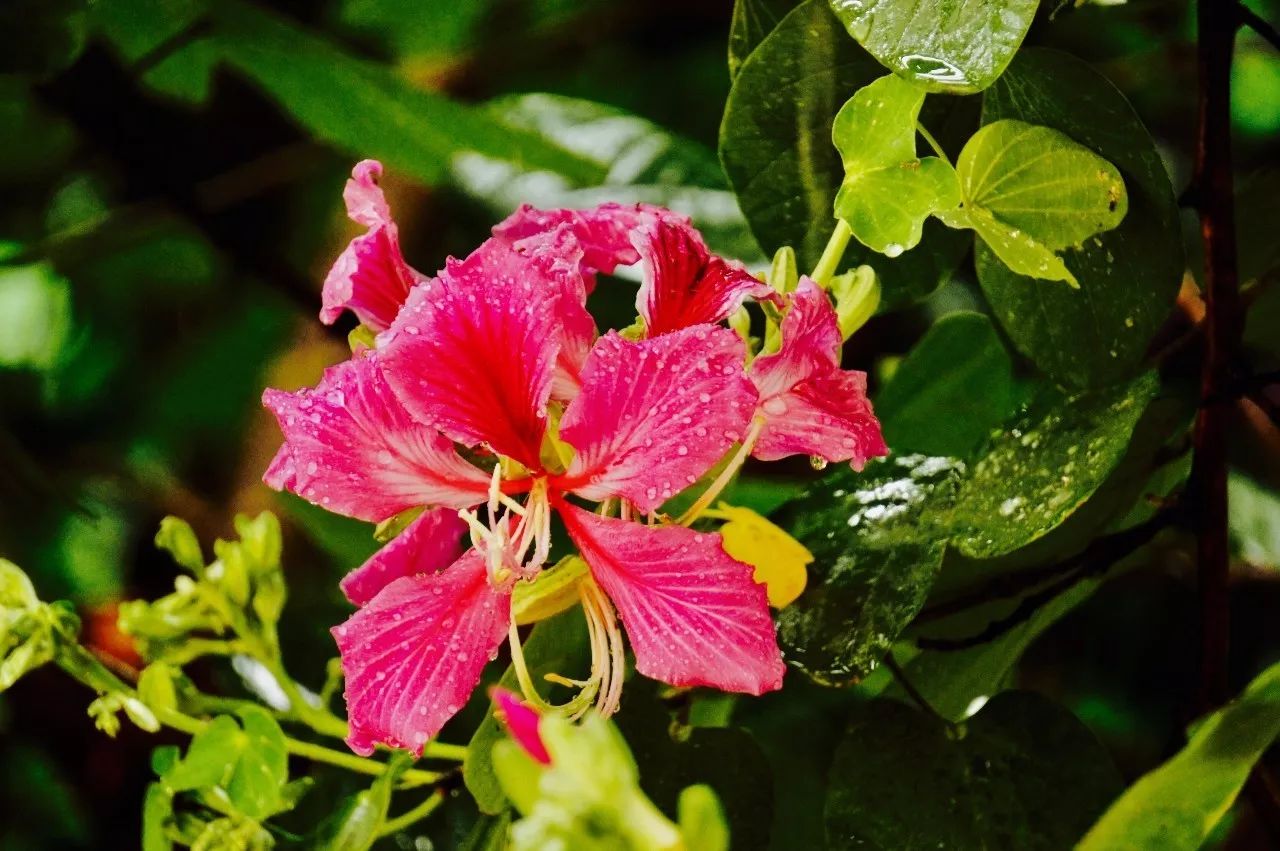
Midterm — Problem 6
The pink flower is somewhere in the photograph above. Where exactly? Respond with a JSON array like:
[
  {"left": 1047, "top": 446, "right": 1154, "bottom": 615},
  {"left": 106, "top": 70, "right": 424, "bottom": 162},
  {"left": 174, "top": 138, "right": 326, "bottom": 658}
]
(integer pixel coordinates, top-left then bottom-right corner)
[
  {"left": 492, "top": 687, "right": 550, "bottom": 764},
  {"left": 263, "top": 163, "right": 886, "bottom": 756}
]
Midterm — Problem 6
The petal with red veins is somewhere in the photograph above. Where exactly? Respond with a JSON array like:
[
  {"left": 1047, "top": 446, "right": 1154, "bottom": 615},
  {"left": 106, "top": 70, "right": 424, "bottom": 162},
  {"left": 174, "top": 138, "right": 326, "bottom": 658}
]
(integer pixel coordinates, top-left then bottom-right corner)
[
  {"left": 494, "top": 202, "right": 673, "bottom": 282},
  {"left": 750, "top": 280, "right": 888, "bottom": 468},
  {"left": 320, "top": 160, "right": 424, "bottom": 332},
  {"left": 262, "top": 354, "right": 490, "bottom": 522},
  {"left": 557, "top": 326, "right": 757, "bottom": 513},
  {"left": 635, "top": 217, "right": 775, "bottom": 337},
  {"left": 492, "top": 687, "right": 550, "bottom": 764},
  {"left": 558, "top": 502, "right": 784, "bottom": 695},
  {"left": 340, "top": 508, "right": 468, "bottom": 606},
  {"left": 380, "top": 238, "right": 563, "bottom": 470},
  {"left": 334, "top": 550, "right": 511, "bottom": 755}
]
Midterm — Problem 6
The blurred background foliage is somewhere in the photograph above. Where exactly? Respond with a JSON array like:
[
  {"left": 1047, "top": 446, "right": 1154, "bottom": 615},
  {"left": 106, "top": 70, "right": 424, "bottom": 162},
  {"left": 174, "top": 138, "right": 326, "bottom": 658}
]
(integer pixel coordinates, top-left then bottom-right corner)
[{"left": 0, "top": 0, "right": 1278, "bottom": 848}]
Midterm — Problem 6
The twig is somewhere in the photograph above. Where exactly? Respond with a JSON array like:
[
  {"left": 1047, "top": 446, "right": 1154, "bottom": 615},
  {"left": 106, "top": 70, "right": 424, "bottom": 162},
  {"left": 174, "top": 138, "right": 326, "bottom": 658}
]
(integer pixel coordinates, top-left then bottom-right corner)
[
  {"left": 1187, "top": 0, "right": 1242, "bottom": 714},
  {"left": 1239, "top": 4, "right": 1280, "bottom": 52},
  {"left": 916, "top": 512, "right": 1176, "bottom": 651},
  {"left": 883, "top": 652, "right": 951, "bottom": 726}
]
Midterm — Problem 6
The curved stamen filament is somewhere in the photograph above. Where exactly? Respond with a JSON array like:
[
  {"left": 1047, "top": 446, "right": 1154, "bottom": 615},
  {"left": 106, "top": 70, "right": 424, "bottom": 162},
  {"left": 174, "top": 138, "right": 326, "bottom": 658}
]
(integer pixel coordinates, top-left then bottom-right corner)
[{"left": 677, "top": 416, "right": 765, "bottom": 526}]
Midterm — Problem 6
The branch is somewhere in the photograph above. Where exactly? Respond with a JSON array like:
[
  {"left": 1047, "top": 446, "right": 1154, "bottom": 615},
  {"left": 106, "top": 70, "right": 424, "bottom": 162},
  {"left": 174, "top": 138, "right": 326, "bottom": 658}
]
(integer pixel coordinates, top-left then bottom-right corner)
[
  {"left": 1187, "top": 0, "right": 1243, "bottom": 713},
  {"left": 1240, "top": 4, "right": 1280, "bottom": 52}
]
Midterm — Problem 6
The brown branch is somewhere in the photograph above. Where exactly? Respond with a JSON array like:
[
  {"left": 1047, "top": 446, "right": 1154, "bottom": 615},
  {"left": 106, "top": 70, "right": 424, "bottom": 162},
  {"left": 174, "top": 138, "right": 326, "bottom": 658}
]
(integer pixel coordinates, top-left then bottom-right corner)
[{"left": 1187, "top": 0, "right": 1243, "bottom": 714}]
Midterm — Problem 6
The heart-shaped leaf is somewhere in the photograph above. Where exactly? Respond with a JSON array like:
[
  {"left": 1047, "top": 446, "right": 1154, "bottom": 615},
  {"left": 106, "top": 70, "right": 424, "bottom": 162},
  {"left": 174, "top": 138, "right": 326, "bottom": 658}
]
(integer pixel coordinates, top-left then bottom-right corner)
[
  {"left": 826, "top": 0, "right": 1039, "bottom": 94},
  {"left": 832, "top": 75, "right": 961, "bottom": 256},
  {"left": 940, "top": 120, "right": 1128, "bottom": 286}
]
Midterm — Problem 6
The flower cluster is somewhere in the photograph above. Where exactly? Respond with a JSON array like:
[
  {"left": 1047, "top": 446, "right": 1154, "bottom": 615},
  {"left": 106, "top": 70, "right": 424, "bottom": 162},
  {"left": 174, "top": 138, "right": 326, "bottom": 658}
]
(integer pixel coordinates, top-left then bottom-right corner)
[{"left": 262, "top": 160, "right": 887, "bottom": 755}]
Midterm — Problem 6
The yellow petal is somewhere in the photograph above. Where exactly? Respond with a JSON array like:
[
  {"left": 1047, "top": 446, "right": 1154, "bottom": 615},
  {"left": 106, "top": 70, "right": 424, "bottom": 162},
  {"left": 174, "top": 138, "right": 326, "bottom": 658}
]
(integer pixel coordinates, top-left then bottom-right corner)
[{"left": 715, "top": 504, "right": 812, "bottom": 608}]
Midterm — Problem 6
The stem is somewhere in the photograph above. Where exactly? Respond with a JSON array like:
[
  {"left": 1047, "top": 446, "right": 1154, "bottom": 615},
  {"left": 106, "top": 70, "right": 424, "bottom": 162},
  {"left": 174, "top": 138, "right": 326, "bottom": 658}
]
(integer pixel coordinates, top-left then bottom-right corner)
[
  {"left": 378, "top": 791, "right": 446, "bottom": 837},
  {"left": 883, "top": 652, "right": 951, "bottom": 726},
  {"left": 810, "top": 220, "right": 852, "bottom": 286},
  {"left": 1239, "top": 4, "right": 1280, "bottom": 52},
  {"left": 916, "top": 121, "right": 951, "bottom": 165},
  {"left": 1188, "top": 0, "right": 1241, "bottom": 713},
  {"left": 152, "top": 708, "right": 443, "bottom": 787},
  {"left": 677, "top": 418, "right": 764, "bottom": 525}
]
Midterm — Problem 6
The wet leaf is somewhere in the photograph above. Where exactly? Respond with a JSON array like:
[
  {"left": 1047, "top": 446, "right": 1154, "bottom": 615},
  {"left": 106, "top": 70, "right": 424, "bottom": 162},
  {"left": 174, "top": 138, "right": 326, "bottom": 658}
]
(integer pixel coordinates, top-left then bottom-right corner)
[
  {"left": 826, "top": 0, "right": 1038, "bottom": 94},
  {"left": 777, "top": 454, "right": 967, "bottom": 685},
  {"left": 826, "top": 692, "right": 1123, "bottom": 849},
  {"left": 948, "top": 371, "right": 1159, "bottom": 558},
  {"left": 977, "top": 49, "right": 1184, "bottom": 389},
  {"left": 874, "top": 311, "right": 1017, "bottom": 459},
  {"left": 1079, "top": 660, "right": 1280, "bottom": 850},
  {"left": 832, "top": 75, "right": 961, "bottom": 256},
  {"left": 940, "top": 120, "right": 1128, "bottom": 286},
  {"left": 728, "top": 0, "right": 799, "bottom": 78}
]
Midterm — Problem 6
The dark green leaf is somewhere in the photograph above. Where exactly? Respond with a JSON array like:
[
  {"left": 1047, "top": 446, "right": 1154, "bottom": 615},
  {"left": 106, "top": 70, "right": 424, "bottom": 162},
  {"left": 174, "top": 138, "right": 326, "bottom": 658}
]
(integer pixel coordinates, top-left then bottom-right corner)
[
  {"left": 777, "top": 454, "right": 967, "bottom": 685},
  {"left": 874, "top": 312, "right": 1017, "bottom": 458},
  {"left": 460, "top": 811, "right": 514, "bottom": 851},
  {"left": 977, "top": 49, "right": 1184, "bottom": 389},
  {"left": 0, "top": 0, "right": 88, "bottom": 77},
  {"left": 826, "top": 0, "right": 1038, "bottom": 94},
  {"left": 463, "top": 608, "right": 591, "bottom": 814},
  {"left": 948, "top": 371, "right": 1159, "bottom": 558},
  {"left": 1079, "top": 661, "right": 1280, "bottom": 850},
  {"left": 826, "top": 692, "right": 1123, "bottom": 849},
  {"left": 728, "top": 0, "right": 798, "bottom": 78}
]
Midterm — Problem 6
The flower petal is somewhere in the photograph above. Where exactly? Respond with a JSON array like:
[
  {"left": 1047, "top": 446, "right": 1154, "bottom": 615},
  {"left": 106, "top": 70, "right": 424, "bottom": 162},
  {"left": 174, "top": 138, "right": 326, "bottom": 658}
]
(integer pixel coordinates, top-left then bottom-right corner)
[
  {"left": 750, "top": 280, "right": 888, "bottom": 467},
  {"left": 635, "top": 217, "right": 774, "bottom": 337},
  {"left": 557, "top": 326, "right": 757, "bottom": 513},
  {"left": 492, "top": 687, "right": 550, "bottom": 764},
  {"left": 493, "top": 202, "right": 665, "bottom": 282},
  {"left": 333, "top": 549, "right": 511, "bottom": 755},
  {"left": 320, "top": 160, "right": 424, "bottom": 332},
  {"left": 380, "top": 238, "right": 564, "bottom": 470},
  {"left": 558, "top": 502, "right": 784, "bottom": 695},
  {"left": 262, "top": 354, "right": 490, "bottom": 522},
  {"left": 340, "top": 508, "right": 468, "bottom": 606}
]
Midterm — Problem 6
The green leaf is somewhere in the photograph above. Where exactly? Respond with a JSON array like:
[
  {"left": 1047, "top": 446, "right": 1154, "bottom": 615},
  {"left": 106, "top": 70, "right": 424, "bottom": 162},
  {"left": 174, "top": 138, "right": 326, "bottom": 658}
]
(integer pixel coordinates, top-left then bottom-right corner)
[
  {"left": 165, "top": 708, "right": 290, "bottom": 820},
  {"left": 826, "top": 692, "right": 1123, "bottom": 849},
  {"left": 720, "top": 0, "right": 971, "bottom": 299},
  {"left": 464, "top": 608, "right": 591, "bottom": 814},
  {"left": 832, "top": 75, "right": 961, "bottom": 256},
  {"left": 826, "top": 0, "right": 1038, "bottom": 94},
  {"left": 0, "top": 0, "right": 88, "bottom": 77},
  {"left": 948, "top": 371, "right": 1159, "bottom": 558},
  {"left": 728, "top": 0, "right": 798, "bottom": 78},
  {"left": 977, "top": 49, "right": 1184, "bottom": 389},
  {"left": 154, "top": 517, "right": 205, "bottom": 574},
  {"left": 0, "top": 262, "right": 73, "bottom": 371},
  {"left": 874, "top": 312, "right": 1017, "bottom": 458},
  {"left": 678, "top": 785, "right": 730, "bottom": 851},
  {"left": 1229, "top": 473, "right": 1280, "bottom": 567},
  {"left": 454, "top": 93, "right": 757, "bottom": 261},
  {"left": 720, "top": 0, "right": 885, "bottom": 268},
  {"left": 460, "top": 811, "right": 514, "bottom": 851},
  {"left": 142, "top": 782, "right": 175, "bottom": 851},
  {"left": 941, "top": 120, "right": 1128, "bottom": 286},
  {"left": 776, "top": 454, "right": 967, "bottom": 685},
  {"left": 1079, "top": 661, "right": 1280, "bottom": 850},
  {"left": 94, "top": 1, "right": 603, "bottom": 186}
]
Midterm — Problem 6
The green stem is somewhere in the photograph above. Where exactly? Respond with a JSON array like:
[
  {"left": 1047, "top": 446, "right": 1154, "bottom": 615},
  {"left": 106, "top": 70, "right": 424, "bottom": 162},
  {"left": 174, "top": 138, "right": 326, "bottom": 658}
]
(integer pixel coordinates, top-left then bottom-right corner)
[
  {"left": 916, "top": 121, "right": 951, "bottom": 165},
  {"left": 810, "top": 220, "right": 852, "bottom": 286},
  {"left": 378, "top": 791, "right": 446, "bottom": 837}
]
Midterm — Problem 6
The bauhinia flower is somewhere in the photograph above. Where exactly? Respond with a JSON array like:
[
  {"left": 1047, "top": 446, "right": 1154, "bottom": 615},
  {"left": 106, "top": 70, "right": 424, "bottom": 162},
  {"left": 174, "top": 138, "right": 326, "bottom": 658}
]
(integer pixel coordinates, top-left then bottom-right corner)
[{"left": 262, "top": 160, "right": 887, "bottom": 755}]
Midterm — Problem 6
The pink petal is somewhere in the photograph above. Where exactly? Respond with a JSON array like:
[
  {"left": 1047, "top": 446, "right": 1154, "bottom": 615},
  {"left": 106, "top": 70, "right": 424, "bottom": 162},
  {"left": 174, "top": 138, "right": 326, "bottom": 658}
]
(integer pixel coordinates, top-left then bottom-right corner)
[
  {"left": 750, "top": 280, "right": 888, "bottom": 467},
  {"left": 261, "top": 354, "right": 490, "bottom": 522},
  {"left": 340, "top": 508, "right": 468, "bottom": 606},
  {"left": 556, "top": 326, "right": 757, "bottom": 513},
  {"left": 380, "top": 238, "right": 564, "bottom": 471},
  {"left": 320, "top": 160, "right": 425, "bottom": 332},
  {"left": 333, "top": 549, "right": 511, "bottom": 755},
  {"left": 493, "top": 202, "right": 671, "bottom": 283},
  {"left": 492, "top": 687, "right": 550, "bottom": 764},
  {"left": 635, "top": 217, "right": 775, "bottom": 337},
  {"left": 558, "top": 502, "right": 784, "bottom": 695}
]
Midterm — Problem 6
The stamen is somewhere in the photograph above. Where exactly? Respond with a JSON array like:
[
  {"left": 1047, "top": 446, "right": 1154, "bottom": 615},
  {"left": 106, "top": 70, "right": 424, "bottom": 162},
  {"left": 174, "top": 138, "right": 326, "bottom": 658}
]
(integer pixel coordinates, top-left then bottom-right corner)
[{"left": 677, "top": 416, "right": 766, "bottom": 526}]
